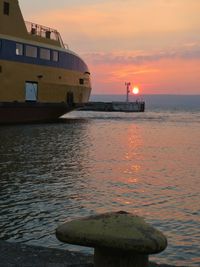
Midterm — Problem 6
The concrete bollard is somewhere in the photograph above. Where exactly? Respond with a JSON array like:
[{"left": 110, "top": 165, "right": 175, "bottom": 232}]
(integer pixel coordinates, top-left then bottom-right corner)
[{"left": 56, "top": 211, "right": 167, "bottom": 267}]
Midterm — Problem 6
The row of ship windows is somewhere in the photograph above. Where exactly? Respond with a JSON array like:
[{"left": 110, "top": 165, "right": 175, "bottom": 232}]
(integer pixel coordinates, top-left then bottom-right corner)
[{"left": 16, "top": 43, "right": 59, "bottom": 62}]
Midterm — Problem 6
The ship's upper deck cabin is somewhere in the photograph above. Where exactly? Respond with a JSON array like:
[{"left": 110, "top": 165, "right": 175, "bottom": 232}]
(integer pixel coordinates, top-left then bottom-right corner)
[
  {"left": 0, "top": 0, "right": 90, "bottom": 73},
  {"left": 0, "top": 0, "right": 65, "bottom": 48}
]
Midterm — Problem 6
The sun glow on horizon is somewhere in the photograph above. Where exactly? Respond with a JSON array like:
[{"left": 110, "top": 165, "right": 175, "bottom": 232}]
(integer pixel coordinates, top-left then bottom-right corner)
[{"left": 132, "top": 86, "right": 139, "bottom": 95}]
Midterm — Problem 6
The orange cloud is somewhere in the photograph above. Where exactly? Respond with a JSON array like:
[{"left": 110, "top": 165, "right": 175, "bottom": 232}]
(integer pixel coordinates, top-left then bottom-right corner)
[
  {"left": 25, "top": 0, "right": 200, "bottom": 50},
  {"left": 87, "top": 57, "right": 200, "bottom": 95}
]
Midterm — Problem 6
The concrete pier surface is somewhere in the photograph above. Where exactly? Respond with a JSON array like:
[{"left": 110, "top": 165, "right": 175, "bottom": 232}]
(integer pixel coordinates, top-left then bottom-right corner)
[
  {"left": 78, "top": 101, "right": 145, "bottom": 112},
  {"left": 0, "top": 240, "right": 186, "bottom": 267}
]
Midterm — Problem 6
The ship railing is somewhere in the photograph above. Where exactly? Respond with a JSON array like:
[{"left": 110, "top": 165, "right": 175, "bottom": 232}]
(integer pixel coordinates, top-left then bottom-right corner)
[
  {"left": 25, "top": 21, "right": 65, "bottom": 48},
  {"left": 64, "top": 43, "right": 69, "bottom": 50}
]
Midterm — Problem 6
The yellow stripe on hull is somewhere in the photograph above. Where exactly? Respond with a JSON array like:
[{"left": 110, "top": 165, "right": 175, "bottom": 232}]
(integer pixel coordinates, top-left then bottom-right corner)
[{"left": 0, "top": 59, "right": 91, "bottom": 103}]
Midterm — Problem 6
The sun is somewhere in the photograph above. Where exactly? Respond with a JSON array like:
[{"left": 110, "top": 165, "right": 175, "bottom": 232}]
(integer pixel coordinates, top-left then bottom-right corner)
[{"left": 132, "top": 86, "right": 139, "bottom": 95}]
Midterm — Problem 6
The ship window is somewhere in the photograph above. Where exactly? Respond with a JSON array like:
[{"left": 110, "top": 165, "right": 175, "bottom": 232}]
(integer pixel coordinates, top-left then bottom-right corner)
[
  {"left": 52, "top": 51, "right": 59, "bottom": 62},
  {"left": 40, "top": 48, "right": 50, "bottom": 60},
  {"left": 25, "top": 45, "right": 37, "bottom": 58},
  {"left": 16, "top": 43, "right": 23, "bottom": 56},
  {"left": 79, "top": 79, "right": 84, "bottom": 85},
  {"left": 3, "top": 2, "right": 9, "bottom": 15}
]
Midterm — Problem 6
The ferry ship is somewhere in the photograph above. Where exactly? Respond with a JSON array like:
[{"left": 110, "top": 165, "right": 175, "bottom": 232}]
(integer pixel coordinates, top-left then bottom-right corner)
[{"left": 0, "top": 0, "right": 91, "bottom": 123}]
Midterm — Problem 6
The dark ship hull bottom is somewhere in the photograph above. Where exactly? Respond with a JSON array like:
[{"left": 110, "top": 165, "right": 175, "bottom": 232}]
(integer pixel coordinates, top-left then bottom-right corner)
[{"left": 0, "top": 102, "right": 73, "bottom": 124}]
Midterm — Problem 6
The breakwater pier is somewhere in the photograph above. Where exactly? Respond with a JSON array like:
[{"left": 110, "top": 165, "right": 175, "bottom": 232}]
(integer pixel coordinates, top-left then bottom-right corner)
[{"left": 78, "top": 101, "right": 145, "bottom": 112}]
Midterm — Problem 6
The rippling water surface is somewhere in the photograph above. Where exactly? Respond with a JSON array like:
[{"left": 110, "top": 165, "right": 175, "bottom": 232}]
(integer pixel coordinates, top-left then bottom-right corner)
[{"left": 0, "top": 104, "right": 200, "bottom": 266}]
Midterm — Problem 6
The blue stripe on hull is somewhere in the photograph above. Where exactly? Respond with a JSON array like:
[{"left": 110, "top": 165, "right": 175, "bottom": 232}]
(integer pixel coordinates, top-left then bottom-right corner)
[{"left": 0, "top": 38, "right": 89, "bottom": 73}]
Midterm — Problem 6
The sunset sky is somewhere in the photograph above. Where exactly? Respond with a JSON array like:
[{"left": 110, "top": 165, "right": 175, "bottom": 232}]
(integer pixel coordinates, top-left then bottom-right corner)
[{"left": 20, "top": 0, "right": 200, "bottom": 95}]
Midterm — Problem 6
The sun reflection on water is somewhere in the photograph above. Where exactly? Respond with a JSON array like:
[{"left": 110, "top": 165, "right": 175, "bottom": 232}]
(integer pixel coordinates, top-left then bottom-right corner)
[{"left": 0, "top": 112, "right": 200, "bottom": 266}]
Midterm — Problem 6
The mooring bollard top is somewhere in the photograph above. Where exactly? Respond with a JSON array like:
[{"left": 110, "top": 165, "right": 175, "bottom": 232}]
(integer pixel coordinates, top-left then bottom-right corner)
[{"left": 56, "top": 211, "right": 167, "bottom": 254}]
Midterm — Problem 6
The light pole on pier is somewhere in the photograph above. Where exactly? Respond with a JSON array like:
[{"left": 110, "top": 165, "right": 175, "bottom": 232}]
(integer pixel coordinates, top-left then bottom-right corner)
[{"left": 125, "top": 82, "right": 131, "bottom": 102}]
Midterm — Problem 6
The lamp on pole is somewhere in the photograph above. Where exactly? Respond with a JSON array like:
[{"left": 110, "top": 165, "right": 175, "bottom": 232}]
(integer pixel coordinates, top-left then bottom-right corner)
[{"left": 125, "top": 82, "right": 131, "bottom": 102}]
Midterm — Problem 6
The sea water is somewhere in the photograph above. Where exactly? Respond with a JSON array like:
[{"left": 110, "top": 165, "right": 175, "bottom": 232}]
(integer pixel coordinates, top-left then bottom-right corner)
[{"left": 0, "top": 95, "right": 200, "bottom": 266}]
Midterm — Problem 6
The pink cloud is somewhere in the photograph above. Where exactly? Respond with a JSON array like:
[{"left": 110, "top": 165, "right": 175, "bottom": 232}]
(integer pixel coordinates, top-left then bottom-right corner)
[
  {"left": 83, "top": 44, "right": 200, "bottom": 66},
  {"left": 84, "top": 55, "right": 200, "bottom": 94}
]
